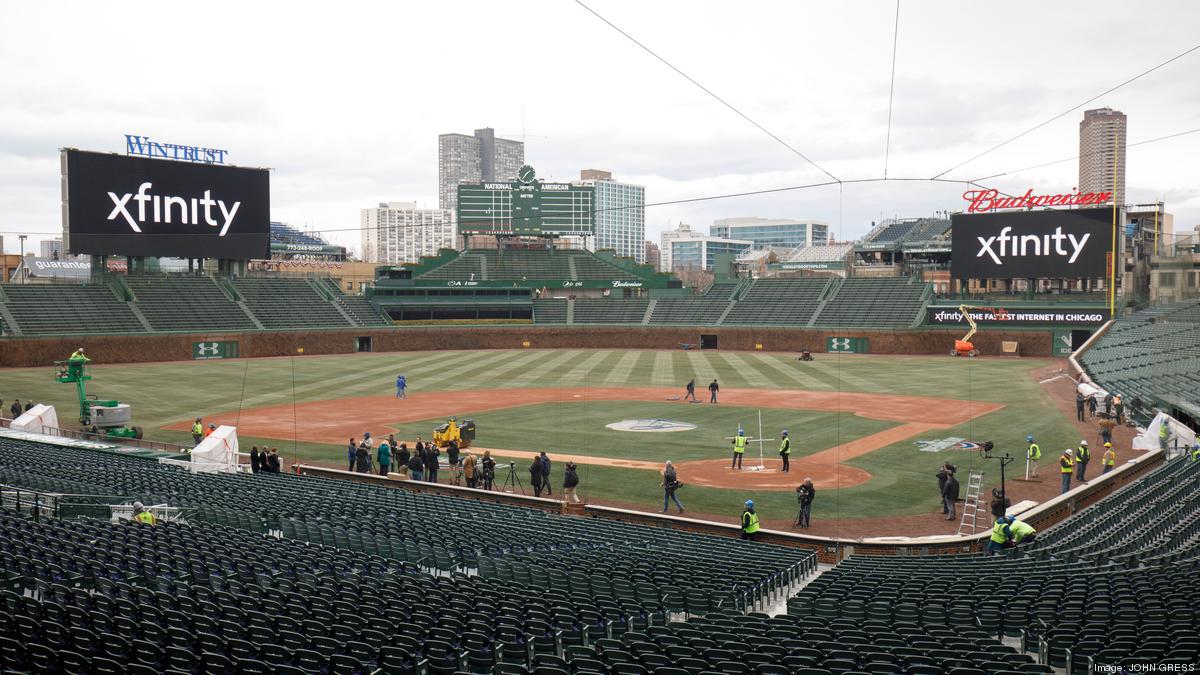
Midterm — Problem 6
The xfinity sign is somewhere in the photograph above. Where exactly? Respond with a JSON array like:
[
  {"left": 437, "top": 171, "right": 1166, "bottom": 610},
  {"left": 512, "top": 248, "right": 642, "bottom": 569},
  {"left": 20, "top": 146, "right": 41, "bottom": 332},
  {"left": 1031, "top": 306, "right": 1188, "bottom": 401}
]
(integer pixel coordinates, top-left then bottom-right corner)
[
  {"left": 62, "top": 149, "right": 270, "bottom": 259},
  {"left": 950, "top": 208, "right": 1111, "bottom": 280}
]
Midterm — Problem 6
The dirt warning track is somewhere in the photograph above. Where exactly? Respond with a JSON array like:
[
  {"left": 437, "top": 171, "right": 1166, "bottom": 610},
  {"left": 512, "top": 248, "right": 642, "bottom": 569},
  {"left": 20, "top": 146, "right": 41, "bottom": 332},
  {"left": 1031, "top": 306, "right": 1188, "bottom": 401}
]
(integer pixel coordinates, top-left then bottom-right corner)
[{"left": 168, "top": 386, "right": 1002, "bottom": 490}]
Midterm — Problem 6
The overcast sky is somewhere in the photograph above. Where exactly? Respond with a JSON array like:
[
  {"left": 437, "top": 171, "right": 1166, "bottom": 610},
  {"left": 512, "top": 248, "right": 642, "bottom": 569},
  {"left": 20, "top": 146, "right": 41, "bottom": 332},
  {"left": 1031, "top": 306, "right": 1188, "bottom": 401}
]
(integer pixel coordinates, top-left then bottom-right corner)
[{"left": 2, "top": 0, "right": 1198, "bottom": 256}]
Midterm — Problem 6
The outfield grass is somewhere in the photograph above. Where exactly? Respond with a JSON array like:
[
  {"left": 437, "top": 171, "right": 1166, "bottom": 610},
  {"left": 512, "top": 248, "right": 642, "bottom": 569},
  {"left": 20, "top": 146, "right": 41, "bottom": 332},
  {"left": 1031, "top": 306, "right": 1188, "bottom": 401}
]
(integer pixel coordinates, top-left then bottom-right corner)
[{"left": 0, "top": 349, "right": 1080, "bottom": 521}]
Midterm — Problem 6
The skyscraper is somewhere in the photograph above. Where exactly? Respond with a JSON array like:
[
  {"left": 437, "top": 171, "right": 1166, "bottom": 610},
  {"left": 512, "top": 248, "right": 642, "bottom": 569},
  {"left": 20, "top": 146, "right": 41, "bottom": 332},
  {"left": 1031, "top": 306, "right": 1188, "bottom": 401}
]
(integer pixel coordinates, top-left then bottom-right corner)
[
  {"left": 1078, "top": 108, "right": 1126, "bottom": 206},
  {"left": 360, "top": 202, "right": 454, "bottom": 264},
  {"left": 711, "top": 217, "right": 830, "bottom": 250},
  {"left": 39, "top": 238, "right": 64, "bottom": 259},
  {"left": 577, "top": 169, "right": 645, "bottom": 262},
  {"left": 438, "top": 128, "right": 524, "bottom": 212}
]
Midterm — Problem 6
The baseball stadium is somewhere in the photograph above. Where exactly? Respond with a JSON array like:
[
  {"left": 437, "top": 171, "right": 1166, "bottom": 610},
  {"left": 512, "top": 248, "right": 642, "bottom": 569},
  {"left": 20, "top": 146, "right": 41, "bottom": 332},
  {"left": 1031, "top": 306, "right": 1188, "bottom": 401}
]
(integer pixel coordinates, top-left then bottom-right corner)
[{"left": 3, "top": 24, "right": 1200, "bottom": 675}]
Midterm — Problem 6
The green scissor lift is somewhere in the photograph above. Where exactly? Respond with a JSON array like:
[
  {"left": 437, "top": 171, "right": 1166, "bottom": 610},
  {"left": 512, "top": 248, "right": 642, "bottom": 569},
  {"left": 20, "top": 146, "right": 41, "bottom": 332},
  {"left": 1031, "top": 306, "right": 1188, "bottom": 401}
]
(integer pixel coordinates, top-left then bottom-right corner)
[{"left": 54, "top": 358, "right": 143, "bottom": 439}]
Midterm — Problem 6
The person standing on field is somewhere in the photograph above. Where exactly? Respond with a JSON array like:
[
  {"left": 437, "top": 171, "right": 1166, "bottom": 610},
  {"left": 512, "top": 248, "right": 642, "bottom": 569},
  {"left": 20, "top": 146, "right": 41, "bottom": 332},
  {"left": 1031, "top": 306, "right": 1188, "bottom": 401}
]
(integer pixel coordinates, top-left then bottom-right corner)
[
  {"left": 347, "top": 438, "right": 357, "bottom": 472},
  {"left": 1102, "top": 442, "right": 1116, "bottom": 474},
  {"left": 795, "top": 478, "right": 815, "bottom": 528},
  {"left": 709, "top": 379, "right": 719, "bottom": 404},
  {"left": 660, "top": 461, "right": 683, "bottom": 513},
  {"left": 942, "top": 470, "right": 960, "bottom": 521},
  {"left": 192, "top": 418, "right": 204, "bottom": 445},
  {"left": 685, "top": 379, "right": 697, "bottom": 402},
  {"left": 395, "top": 374, "right": 407, "bottom": 399},
  {"left": 740, "top": 500, "right": 760, "bottom": 541},
  {"left": 562, "top": 462, "right": 580, "bottom": 503},
  {"left": 731, "top": 428, "right": 746, "bottom": 470},
  {"left": 779, "top": 430, "right": 791, "bottom": 473}
]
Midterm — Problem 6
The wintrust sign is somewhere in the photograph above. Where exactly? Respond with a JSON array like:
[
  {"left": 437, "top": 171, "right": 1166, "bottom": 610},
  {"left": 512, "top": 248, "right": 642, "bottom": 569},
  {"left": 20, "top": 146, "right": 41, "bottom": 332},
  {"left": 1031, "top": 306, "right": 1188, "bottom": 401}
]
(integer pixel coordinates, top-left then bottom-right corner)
[
  {"left": 107, "top": 183, "right": 241, "bottom": 236},
  {"left": 962, "top": 188, "right": 1112, "bottom": 213},
  {"left": 62, "top": 149, "right": 270, "bottom": 259},
  {"left": 950, "top": 208, "right": 1111, "bottom": 280}
]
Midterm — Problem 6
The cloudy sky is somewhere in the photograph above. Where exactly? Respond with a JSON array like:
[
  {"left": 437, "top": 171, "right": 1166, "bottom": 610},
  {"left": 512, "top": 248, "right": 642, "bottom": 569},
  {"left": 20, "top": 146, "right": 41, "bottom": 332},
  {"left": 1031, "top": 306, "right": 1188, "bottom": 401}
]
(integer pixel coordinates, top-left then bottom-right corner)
[{"left": 2, "top": 0, "right": 1198, "bottom": 256}]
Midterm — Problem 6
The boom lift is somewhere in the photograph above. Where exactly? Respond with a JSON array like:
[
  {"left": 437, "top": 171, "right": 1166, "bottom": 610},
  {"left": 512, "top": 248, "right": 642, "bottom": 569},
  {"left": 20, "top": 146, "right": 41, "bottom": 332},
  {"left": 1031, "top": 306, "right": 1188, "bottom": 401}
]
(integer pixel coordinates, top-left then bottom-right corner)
[
  {"left": 953, "top": 304, "right": 980, "bottom": 357},
  {"left": 54, "top": 357, "right": 143, "bottom": 439}
]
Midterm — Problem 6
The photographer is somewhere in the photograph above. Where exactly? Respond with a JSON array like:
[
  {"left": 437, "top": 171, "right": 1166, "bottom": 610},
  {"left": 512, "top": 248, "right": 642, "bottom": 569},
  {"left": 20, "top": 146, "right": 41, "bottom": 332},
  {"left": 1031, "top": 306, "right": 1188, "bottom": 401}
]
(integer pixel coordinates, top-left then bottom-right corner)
[
  {"left": 481, "top": 450, "right": 496, "bottom": 490},
  {"left": 795, "top": 477, "right": 814, "bottom": 528},
  {"left": 660, "top": 461, "right": 684, "bottom": 514}
]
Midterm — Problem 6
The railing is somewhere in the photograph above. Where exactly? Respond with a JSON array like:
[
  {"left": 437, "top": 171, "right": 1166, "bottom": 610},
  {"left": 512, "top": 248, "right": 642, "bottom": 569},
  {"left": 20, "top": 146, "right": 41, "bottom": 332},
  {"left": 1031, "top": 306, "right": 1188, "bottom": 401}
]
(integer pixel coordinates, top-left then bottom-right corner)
[
  {"left": 0, "top": 484, "right": 130, "bottom": 521},
  {"left": 0, "top": 417, "right": 191, "bottom": 455}
]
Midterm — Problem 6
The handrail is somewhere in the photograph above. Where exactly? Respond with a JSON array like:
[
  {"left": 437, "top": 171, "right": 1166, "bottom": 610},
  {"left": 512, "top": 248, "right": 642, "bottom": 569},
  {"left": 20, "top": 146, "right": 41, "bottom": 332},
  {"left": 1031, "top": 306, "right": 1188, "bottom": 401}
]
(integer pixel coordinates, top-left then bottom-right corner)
[{"left": 0, "top": 417, "right": 191, "bottom": 455}]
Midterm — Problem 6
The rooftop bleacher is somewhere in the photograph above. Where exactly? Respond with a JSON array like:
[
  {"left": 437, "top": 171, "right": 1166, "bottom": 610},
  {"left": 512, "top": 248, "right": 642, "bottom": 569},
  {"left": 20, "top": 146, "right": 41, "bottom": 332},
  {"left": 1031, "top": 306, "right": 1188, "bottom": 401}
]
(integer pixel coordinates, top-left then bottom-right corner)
[
  {"left": 1079, "top": 299, "right": 1200, "bottom": 414},
  {"left": 270, "top": 222, "right": 330, "bottom": 248},
  {"left": 232, "top": 278, "right": 354, "bottom": 330},
  {"left": 125, "top": 276, "right": 257, "bottom": 332},
  {"left": 722, "top": 278, "right": 831, "bottom": 326},
  {"left": 812, "top": 278, "right": 927, "bottom": 328},
  {"left": 0, "top": 283, "right": 144, "bottom": 336},
  {"left": 414, "top": 248, "right": 641, "bottom": 282},
  {"left": 780, "top": 242, "right": 854, "bottom": 263}
]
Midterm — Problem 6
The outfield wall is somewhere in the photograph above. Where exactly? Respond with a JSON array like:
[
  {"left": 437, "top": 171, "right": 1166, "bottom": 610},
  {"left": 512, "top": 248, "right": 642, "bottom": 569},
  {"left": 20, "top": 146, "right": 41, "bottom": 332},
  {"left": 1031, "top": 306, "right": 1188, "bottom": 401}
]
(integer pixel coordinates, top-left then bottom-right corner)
[{"left": 0, "top": 325, "right": 1053, "bottom": 367}]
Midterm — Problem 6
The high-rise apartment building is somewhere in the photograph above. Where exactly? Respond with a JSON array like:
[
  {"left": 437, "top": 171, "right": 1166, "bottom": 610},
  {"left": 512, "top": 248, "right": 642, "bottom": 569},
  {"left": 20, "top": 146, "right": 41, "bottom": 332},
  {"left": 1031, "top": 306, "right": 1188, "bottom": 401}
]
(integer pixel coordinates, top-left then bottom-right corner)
[
  {"left": 577, "top": 169, "right": 645, "bottom": 262},
  {"left": 643, "top": 241, "right": 660, "bottom": 269},
  {"left": 438, "top": 128, "right": 524, "bottom": 212},
  {"left": 40, "top": 238, "right": 64, "bottom": 259},
  {"left": 711, "top": 217, "right": 830, "bottom": 250},
  {"left": 360, "top": 202, "right": 454, "bottom": 264},
  {"left": 1078, "top": 108, "right": 1126, "bottom": 206},
  {"left": 658, "top": 222, "right": 695, "bottom": 273}
]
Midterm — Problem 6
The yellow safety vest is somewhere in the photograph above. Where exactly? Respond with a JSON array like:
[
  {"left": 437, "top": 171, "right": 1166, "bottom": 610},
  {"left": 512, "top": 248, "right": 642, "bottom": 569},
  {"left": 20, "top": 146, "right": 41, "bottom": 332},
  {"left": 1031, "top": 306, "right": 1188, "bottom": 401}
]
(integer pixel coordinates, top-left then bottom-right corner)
[
  {"left": 1028, "top": 443, "right": 1041, "bottom": 460},
  {"left": 1060, "top": 456, "right": 1073, "bottom": 473},
  {"left": 1009, "top": 520, "right": 1036, "bottom": 543},
  {"left": 134, "top": 510, "right": 156, "bottom": 526},
  {"left": 1191, "top": 448, "right": 1199, "bottom": 462},
  {"left": 733, "top": 436, "right": 746, "bottom": 454},
  {"left": 70, "top": 350, "right": 86, "bottom": 360},
  {"left": 743, "top": 510, "right": 760, "bottom": 533},
  {"left": 1103, "top": 450, "right": 1115, "bottom": 466},
  {"left": 990, "top": 521, "right": 1010, "bottom": 544},
  {"left": 192, "top": 422, "right": 203, "bottom": 435},
  {"left": 779, "top": 438, "right": 790, "bottom": 455},
  {"left": 1076, "top": 445, "right": 1090, "bottom": 462}
]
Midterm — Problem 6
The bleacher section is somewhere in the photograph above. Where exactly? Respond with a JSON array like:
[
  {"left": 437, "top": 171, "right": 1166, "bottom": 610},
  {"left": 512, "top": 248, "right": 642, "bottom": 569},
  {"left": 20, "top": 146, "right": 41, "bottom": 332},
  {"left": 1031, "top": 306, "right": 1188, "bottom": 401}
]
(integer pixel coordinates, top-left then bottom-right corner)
[
  {"left": 723, "top": 279, "right": 830, "bottom": 326},
  {"left": 0, "top": 437, "right": 813, "bottom": 674},
  {"left": 125, "top": 277, "right": 257, "bottom": 332},
  {"left": 702, "top": 281, "right": 739, "bottom": 300},
  {"left": 780, "top": 242, "right": 854, "bottom": 264},
  {"left": 0, "top": 283, "right": 143, "bottom": 335},
  {"left": 532, "top": 298, "right": 568, "bottom": 324},
  {"left": 863, "top": 219, "right": 919, "bottom": 245},
  {"left": 232, "top": 278, "right": 354, "bottom": 330},
  {"left": 573, "top": 298, "right": 649, "bottom": 324},
  {"left": 1079, "top": 299, "right": 1200, "bottom": 413},
  {"left": 787, "top": 456, "right": 1200, "bottom": 672},
  {"left": 648, "top": 298, "right": 730, "bottom": 325},
  {"left": 318, "top": 278, "right": 391, "bottom": 327},
  {"left": 812, "top": 278, "right": 927, "bottom": 328},
  {"left": 414, "top": 249, "right": 641, "bottom": 282}
]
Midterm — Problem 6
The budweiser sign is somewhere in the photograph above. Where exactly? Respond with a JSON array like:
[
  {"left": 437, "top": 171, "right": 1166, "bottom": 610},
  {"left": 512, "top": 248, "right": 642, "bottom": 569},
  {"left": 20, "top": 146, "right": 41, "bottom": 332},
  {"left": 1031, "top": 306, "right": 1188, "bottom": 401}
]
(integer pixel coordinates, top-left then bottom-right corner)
[{"left": 962, "top": 188, "right": 1112, "bottom": 213}]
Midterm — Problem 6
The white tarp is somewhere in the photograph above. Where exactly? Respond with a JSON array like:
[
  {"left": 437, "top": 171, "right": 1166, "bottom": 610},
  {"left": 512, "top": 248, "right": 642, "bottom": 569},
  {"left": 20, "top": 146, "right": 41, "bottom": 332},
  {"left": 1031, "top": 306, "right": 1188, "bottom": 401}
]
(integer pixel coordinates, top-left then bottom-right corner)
[
  {"left": 10, "top": 404, "right": 59, "bottom": 435},
  {"left": 1077, "top": 381, "right": 1107, "bottom": 405},
  {"left": 1133, "top": 412, "right": 1197, "bottom": 458},
  {"left": 190, "top": 425, "right": 239, "bottom": 474}
]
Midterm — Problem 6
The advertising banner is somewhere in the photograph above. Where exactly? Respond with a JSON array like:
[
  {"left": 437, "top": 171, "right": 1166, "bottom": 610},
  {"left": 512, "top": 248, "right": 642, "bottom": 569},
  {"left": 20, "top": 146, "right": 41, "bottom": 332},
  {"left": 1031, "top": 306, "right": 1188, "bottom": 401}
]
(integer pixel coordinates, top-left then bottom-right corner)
[
  {"left": 950, "top": 208, "right": 1112, "bottom": 279},
  {"left": 926, "top": 306, "right": 1109, "bottom": 327},
  {"left": 826, "top": 337, "right": 869, "bottom": 353},
  {"left": 63, "top": 150, "right": 270, "bottom": 259},
  {"left": 192, "top": 341, "right": 239, "bottom": 360}
]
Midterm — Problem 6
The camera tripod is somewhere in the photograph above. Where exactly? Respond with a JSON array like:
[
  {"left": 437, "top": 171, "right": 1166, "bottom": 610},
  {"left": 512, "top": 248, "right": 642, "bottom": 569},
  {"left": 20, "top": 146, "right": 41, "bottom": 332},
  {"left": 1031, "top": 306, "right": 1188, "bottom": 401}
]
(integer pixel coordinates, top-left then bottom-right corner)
[{"left": 501, "top": 462, "right": 525, "bottom": 495}]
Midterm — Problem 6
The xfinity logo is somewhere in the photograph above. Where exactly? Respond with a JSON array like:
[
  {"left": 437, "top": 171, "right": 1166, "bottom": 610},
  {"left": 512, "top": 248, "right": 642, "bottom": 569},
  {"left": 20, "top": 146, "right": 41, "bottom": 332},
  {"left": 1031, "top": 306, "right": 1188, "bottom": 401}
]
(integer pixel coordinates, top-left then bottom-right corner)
[
  {"left": 975, "top": 226, "right": 1090, "bottom": 265},
  {"left": 106, "top": 182, "right": 241, "bottom": 236}
]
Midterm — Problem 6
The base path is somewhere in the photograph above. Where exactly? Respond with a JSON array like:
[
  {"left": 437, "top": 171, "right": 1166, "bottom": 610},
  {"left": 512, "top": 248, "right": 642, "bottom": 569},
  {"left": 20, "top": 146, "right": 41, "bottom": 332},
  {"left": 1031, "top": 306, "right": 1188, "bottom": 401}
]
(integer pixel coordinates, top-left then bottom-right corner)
[{"left": 168, "top": 386, "right": 1002, "bottom": 490}]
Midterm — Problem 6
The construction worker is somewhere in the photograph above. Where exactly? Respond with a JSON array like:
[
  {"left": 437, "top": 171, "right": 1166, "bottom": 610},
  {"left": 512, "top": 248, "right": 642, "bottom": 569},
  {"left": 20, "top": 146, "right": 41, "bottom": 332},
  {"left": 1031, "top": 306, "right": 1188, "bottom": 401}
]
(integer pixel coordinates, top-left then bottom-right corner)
[
  {"left": 67, "top": 347, "right": 89, "bottom": 379},
  {"left": 132, "top": 502, "right": 156, "bottom": 526},
  {"left": 1101, "top": 442, "right": 1116, "bottom": 474},
  {"left": 1191, "top": 444, "right": 1200, "bottom": 462},
  {"left": 69, "top": 347, "right": 88, "bottom": 361},
  {"left": 1059, "top": 449, "right": 1074, "bottom": 494},
  {"left": 779, "top": 430, "right": 791, "bottom": 473},
  {"left": 191, "top": 418, "right": 204, "bottom": 445},
  {"left": 205, "top": 423, "right": 216, "bottom": 438},
  {"left": 1158, "top": 421, "right": 1170, "bottom": 451},
  {"left": 1076, "top": 440, "right": 1091, "bottom": 483},
  {"left": 986, "top": 517, "right": 1011, "bottom": 555},
  {"left": 1008, "top": 516, "right": 1037, "bottom": 547},
  {"left": 740, "top": 500, "right": 760, "bottom": 541},
  {"left": 1026, "top": 436, "right": 1041, "bottom": 478},
  {"left": 731, "top": 428, "right": 746, "bottom": 470}
]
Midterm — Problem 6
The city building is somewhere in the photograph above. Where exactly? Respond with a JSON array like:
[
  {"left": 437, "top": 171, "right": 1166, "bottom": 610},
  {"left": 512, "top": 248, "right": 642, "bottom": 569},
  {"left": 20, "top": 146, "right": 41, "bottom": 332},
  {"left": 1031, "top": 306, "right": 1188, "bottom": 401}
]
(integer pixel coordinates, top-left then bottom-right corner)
[
  {"left": 710, "top": 217, "right": 830, "bottom": 250},
  {"left": 1078, "top": 108, "right": 1126, "bottom": 206},
  {"left": 665, "top": 234, "right": 753, "bottom": 272},
  {"left": 360, "top": 202, "right": 454, "bottom": 264},
  {"left": 658, "top": 222, "right": 696, "bottom": 273},
  {"left": 577, "top": 169, "right": 645, "bottom": 262},
  {"left": 39, "top": 238, "right": 64, "bottom": 259},
  {"left": 643, "top": 241, "right": 660, "bottom": 269},
  {"left": 438, "top": 128, "right": 524, "bottom": 212}
]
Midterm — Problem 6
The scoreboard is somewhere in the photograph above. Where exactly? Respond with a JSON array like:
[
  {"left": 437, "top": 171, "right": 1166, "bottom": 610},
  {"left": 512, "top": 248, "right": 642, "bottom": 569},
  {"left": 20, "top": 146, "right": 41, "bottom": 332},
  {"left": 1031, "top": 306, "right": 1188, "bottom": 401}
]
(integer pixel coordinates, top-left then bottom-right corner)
[{"left": 456, "top": 165, "right": 594, "bottom": 236}]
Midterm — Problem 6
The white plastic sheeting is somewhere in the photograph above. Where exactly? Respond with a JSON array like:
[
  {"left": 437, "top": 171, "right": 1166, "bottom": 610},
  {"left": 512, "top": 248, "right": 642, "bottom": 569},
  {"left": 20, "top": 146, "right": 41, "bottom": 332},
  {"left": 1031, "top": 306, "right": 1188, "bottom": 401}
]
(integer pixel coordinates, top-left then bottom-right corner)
[
  {"left": 190, "top": 425, "right": 239, "bottom": 474},
  {"left": 1134, "top": 412, "right": 1197, "bottom": 458},
  {"left": 9, "top": 404, "right": 59, "bottom": 435}
]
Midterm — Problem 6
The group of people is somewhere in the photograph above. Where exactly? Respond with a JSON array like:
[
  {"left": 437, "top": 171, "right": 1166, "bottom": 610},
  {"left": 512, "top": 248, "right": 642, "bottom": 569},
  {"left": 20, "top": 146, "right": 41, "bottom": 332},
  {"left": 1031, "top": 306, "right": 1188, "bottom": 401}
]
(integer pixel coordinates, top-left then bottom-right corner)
[
  {"left": 249, "top": 446, "right": 283, "bottom": 473},
  {"left": 683, "top": 379, "right": 720, "bottom": 404},
  {"left": 936, "top": 462, "right": 960, "bottom": 520},
  {"left": 729, "top": 429, "right": 793, "bottom": 471},
  {"left": 190, "top": 418, "right": 217, "bottom": 445},
  {"left": 528, "top": 452, "right": 580, "bottom": 502},
  {"left": 4, "top": 399, "right": 36, "bottom": 419},
  {"left": 346, "top": 432, "right": 506, "bottom": 491}
]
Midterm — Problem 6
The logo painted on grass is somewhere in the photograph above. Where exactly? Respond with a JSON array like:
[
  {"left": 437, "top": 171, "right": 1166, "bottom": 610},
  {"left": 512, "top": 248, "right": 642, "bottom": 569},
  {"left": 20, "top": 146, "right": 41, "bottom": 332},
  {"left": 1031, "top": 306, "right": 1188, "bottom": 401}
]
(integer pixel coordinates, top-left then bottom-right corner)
[
  {"left": 915, "top": 437, "right": 982, "bottom": 452},
  {"left": 606, "top": 419, "right": 697, "bottom": 433}
]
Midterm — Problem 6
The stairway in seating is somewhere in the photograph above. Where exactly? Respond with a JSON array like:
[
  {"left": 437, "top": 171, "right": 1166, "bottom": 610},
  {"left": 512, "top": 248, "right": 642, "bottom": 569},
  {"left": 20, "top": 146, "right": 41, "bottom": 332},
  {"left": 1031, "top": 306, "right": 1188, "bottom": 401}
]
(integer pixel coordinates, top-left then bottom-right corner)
[{"left": 641, "top": 299, "right": 657, "bottom": 325}]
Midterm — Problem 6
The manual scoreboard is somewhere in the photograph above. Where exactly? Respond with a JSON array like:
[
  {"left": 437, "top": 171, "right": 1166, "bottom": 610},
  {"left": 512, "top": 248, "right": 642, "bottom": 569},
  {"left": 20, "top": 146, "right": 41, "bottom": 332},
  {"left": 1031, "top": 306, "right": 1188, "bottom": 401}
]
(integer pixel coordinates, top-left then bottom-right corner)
[{"left": 456, "top": 165, "right": 594, "bottom": 236}]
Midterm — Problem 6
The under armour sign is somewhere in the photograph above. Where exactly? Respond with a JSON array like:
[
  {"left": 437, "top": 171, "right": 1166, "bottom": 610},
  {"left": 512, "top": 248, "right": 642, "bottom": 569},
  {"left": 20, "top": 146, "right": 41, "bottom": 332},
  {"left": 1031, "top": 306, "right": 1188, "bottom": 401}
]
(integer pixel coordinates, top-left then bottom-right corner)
[
  {"left": 950, "top": 208, "right": 1111, "bottom": 280},
  {"left": 62, "top": 149, "right": 270, "bottom": 259}
]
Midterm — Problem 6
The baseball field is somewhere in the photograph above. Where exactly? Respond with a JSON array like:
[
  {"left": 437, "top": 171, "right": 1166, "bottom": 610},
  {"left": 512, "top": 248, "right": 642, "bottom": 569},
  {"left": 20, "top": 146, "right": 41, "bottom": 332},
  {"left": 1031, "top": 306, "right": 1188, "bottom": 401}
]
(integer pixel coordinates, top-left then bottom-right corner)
[{"left": 1, "top": 348, "right": 1083, "bottom": 535}]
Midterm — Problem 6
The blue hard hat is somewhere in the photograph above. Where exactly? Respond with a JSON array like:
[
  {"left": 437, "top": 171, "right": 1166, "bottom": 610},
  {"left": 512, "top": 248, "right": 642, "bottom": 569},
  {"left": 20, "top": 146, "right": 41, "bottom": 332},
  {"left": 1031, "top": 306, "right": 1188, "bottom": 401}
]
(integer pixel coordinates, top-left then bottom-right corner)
[
  {"left": 782, "top": 430, "right": 789, "bottom": 436},
  {"left": 738, "top": 429, "right": 745, "bottom": 435},
  {"left": 1026, "top": 436, "right": 1034, "bottom": 442},
  {"left": 745, "top": 500, "right": 754, "bottom": 508}
]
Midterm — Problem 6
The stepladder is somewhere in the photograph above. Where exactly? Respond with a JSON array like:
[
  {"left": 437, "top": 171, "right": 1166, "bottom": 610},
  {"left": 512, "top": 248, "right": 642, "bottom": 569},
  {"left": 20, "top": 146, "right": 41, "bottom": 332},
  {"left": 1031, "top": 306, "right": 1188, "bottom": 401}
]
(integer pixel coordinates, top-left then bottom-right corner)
[{"left": 957, "top": 470, "right": 985, "bottom": 536}]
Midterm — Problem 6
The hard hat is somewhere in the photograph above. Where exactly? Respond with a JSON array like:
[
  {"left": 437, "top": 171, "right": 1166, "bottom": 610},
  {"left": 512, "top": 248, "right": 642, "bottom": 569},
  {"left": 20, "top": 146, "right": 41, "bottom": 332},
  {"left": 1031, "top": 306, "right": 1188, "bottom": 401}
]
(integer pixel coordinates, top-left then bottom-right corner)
[
  {"left": 782, "top": 430, "right": 788, "bottom": 436},
  {"left": 209, "top": 423, "right": 216, "bottom": 428},
  {"left": 133, "top": 501, "right": 143, "bottom": 510},
  {"left": 1064, "top": 448, "right": 1073, "bottom": 455},
  {"left": 745, "top": 500, "right": 754, "bottom": 508},
  {"left": 738, "top": 429, "right": 745, "bottom": 435},
  {"left": 195, "top": 417, "right": 201, "bottom": 422},
  {"left": 1104, "top": 442, "right": 1112, "bottom": 447},
  {"left": 1080, "top": 440, "right": 1088, "bottom": 446},
  {"left": 1026, "top": 436, "right": 1034, "bottom": 442}
]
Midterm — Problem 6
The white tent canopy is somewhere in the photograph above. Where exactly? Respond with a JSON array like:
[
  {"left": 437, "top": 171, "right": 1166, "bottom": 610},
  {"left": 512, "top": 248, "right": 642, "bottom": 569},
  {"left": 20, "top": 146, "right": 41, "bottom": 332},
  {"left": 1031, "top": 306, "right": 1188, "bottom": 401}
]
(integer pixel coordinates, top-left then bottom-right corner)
[
  {"left": 190, "top": 425, "right": 240, "bottom": 474},
  {"left": 10, "top": 404, "right": 59, "bottom": 435}
]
